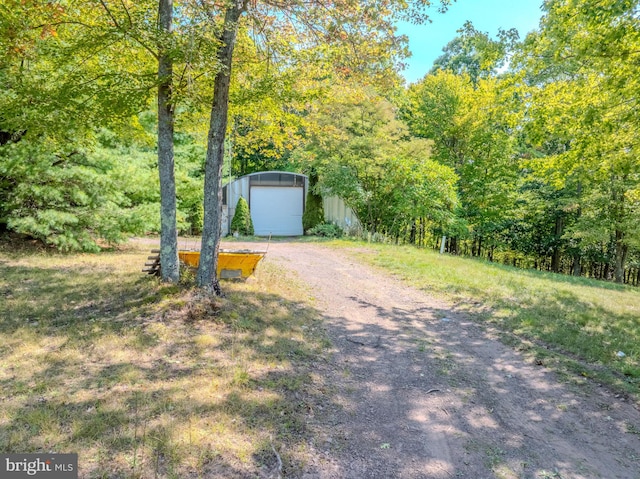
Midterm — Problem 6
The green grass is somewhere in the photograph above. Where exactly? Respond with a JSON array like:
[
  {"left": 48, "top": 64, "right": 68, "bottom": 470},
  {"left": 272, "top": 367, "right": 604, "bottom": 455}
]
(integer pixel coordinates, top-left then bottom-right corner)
[
  {"left": 334, "top": 241, "right": 640, "bottom": 399},
  {"left": 2, "top": 236, "right": 639, "bottom": 476},
  {"left": 0, "top": 240, "right": 329, "bottom": 477}
]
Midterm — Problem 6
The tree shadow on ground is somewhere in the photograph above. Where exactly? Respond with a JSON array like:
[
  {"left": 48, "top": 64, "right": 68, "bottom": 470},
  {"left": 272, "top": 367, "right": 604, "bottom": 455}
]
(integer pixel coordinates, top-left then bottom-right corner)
[
  {"left": 2, "top": 249, "right": 639, "bottom": 478},
  {"left": 315, "top": 291, "right": 640, "bottom": 479},
  {"left": 0, "top": 255, "right": 337, "bottom": 478}
]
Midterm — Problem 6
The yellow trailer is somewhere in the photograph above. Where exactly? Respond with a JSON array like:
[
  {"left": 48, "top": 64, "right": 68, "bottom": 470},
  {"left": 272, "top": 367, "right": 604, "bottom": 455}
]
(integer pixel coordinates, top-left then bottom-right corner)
[{"left": 178, "top": 250, "right": 265, "bottom": 279}]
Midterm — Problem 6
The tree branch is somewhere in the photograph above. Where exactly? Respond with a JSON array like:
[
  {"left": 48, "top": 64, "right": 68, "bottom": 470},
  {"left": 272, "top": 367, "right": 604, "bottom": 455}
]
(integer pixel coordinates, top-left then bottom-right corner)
[
  {"left": 119, "top": 0, "right": 133, "bottom": 28},
  {"left": 98, "top": 0, "right": 122, "bottom": 29}
]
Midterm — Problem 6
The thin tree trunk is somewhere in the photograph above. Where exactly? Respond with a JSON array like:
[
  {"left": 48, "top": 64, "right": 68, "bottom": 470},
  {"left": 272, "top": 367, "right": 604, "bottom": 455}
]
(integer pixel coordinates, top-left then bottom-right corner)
[
  {"left": 157, "top": 0, "right": 179, "bottom": 283},
  {"left": 614, "top": 230, "right": 628, "bottom": 284},
  {"left": 197, "top": 2, "right": 246, "bottom": 291},
  {"left": 551, "top": 215, "right": 563, "bottom": 273},
  {"left": 572, "top": 181, "right": 583, "bottom": 277},
  {"left": 572, "top": 257, "right": 582, "bottom": 277}
]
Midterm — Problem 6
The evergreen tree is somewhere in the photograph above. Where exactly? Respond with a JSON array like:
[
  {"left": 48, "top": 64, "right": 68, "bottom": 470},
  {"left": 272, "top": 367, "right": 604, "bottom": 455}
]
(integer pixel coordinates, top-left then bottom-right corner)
[
  {"left": 303, "top": 170, "right": 325, "bottom": 232},
  {"left": 230, "top": 197, "right": 254, "bottom": 236}
]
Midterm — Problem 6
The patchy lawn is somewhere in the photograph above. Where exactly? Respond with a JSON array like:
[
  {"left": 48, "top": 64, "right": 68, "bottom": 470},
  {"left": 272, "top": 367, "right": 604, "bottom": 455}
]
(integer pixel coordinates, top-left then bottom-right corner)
[{"left": 0, "top": 241, "right": 330, "bottom": 478}]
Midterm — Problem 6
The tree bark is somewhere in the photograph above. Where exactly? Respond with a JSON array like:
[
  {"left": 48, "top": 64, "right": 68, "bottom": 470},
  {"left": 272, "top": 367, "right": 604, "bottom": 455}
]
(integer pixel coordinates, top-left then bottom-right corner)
[
  {"left": 614, "top": 229, "right": 628, "bottom": 283},
  {"left": 572, "top": 257, "right": 582, "bottom": 277},
  {"left": 572, "top": 181, "right": 583, "bottom": 277},
  {"left": 157, "top": 0, "right": 179, "bottom": 283},
  {"left": 551, "top": 215, "right": 563, "bottom": 273},
  {"left": 450, "top": 237, "right": 458, "bottom": 254},
  {"left": 197, "top": 1, "right": 246, "bottom": 291}
]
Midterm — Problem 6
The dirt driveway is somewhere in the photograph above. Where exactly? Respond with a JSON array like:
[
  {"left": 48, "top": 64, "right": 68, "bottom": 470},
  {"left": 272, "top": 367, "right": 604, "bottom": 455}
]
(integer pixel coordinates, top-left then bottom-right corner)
[{"left": 252, "top": 241, "right": 640, "bottom": 479}]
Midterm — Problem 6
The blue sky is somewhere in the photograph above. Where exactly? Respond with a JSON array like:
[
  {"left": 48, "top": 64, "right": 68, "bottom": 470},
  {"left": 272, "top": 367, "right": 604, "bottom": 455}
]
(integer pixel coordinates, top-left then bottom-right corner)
[{"left": 396, "top": 0, "right": 545, "bottom": 84}]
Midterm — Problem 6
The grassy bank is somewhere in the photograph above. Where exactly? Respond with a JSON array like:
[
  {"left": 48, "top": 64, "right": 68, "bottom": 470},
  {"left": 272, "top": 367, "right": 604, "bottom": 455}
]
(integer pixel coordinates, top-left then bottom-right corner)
[
  {"left": 0, "top": 242, "right": 329, "bottom": 478},
  {"left": 339, "top": 241, "right": 640, "bottom": 399}
]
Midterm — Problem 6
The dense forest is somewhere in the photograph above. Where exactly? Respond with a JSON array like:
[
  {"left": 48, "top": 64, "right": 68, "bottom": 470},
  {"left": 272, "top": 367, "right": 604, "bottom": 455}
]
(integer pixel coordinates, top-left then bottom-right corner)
[{"left": 1, "top": 0, "right": 638, "bottom": 285}]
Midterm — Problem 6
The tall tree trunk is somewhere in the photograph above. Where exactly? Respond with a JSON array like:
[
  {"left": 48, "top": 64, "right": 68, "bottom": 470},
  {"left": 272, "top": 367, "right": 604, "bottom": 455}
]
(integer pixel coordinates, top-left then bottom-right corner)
[
  {"left": 614, "top": 230, "right": 628, "bottom": 283},
  {"left": 157, "top": 0, "right": 179, "bottom": 283},
  {"left": 572, "top": 257, "right": 582, "bottom": 277},
  {"left": 197, "top": 2, "right": 246, "bottom": 291},
  {"left": 572, "top": 181, "right": 583, "bottom": 276},
  {"left": 551, "top": 215, "right": 563, "bottom": 273},
  {"left": 450, "top": 237, "right": 458, "bottom": 255}
]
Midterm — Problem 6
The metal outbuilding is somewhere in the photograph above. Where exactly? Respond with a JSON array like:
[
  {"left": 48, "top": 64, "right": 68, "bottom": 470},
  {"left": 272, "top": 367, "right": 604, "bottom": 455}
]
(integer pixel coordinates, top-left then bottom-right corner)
[
  {"left": 222, "top": 170, "right": 362, "bottom": 237},
  {"left": 222, "top": 171, "right": 307, "bottom": 236}
]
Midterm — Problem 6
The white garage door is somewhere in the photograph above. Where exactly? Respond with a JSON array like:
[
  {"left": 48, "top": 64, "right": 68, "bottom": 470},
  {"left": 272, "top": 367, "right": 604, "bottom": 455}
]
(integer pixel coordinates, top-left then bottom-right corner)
[{"left": 250, "top": 187, "right": 304, "bottom": 236}]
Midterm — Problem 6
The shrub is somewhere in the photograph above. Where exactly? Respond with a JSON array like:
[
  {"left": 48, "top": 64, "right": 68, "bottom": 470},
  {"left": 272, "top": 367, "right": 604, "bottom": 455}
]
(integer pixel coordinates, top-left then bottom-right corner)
[
  {"left": 0, "top": 141, "right": 149, "bottom": 251},
  {"left": 307, "top": 223, "right": 343, "bottom": 238},
  {"left": 230, "top": 196, "right": 254, "bottom": 235},
  {"left": 302, "top": 170, "right": 325, "bottom": 232},
  {"left": 303, "top": 192, "right": 325, "bottom": 232}
]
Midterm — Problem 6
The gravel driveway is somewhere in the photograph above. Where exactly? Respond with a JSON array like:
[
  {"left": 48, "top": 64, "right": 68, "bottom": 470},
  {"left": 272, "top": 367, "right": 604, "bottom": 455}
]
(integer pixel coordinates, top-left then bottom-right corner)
[
  {"left": 258, "top": 241, "right": 640, "bottom": 479},
  {"left": 135, "top": 237, "right": 640, "bottom": 478}
]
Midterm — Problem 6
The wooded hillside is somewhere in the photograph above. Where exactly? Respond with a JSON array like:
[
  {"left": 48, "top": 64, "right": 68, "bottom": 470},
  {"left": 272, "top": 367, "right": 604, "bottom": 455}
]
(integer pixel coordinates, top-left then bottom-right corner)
[{"left": 1, "top": 0, "right": 638, "bottom": 285}]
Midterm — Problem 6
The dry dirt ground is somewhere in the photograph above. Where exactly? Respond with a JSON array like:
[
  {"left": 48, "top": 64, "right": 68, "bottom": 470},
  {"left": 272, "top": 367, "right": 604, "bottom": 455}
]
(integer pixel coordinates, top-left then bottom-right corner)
[
  {"left": 254, "top": 241, "right": 640, "bottom": 479},
  {"left": 149, "top": 238, "right": 640, "bottom": 478}
]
